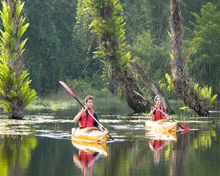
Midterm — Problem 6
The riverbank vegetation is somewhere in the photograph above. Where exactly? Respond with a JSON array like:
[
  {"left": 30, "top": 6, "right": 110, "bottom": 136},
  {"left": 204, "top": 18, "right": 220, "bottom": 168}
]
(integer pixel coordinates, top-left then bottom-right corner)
[{"left": 0, "top": 0, "right": 219, "bottom": 117}]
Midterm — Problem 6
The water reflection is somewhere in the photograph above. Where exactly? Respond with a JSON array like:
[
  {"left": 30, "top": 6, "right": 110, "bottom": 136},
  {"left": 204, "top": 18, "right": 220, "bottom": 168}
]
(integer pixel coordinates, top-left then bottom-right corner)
[
  {"left": 149, "top": 139, "right": 171, "bottom": 164},
  {"left": 0, "top": 135, "right": 37, "bottom": 176},
  {"left": 0, "top": 105, "right": 220, "bottom": 176},
  {"left": 72, "top": 141, "right": 108, "bottom": 176}
]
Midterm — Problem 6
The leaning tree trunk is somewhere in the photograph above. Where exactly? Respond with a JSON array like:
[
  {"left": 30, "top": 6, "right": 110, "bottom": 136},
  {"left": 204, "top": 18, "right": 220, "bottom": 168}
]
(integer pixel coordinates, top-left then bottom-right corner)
[
  {"left": 130, "top": 60, "right": 174, "bottom": 114},
  {"left": 80, "top": 0, "right": 149, "bottom": 112},
  {"left": 111, "top": 64, "right": 150, "bottom": 113},
  {"left": 169, "top": 0, "right": 209, "bottom": 116}
]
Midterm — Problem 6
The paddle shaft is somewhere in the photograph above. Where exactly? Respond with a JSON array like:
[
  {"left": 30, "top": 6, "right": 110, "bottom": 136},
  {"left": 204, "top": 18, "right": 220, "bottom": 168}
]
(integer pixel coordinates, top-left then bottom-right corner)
[
  {"left": 59, "top": 81, "right": 114, "bottom": 140},
  {"left": 133, "top": 91, "right": 183, "bottom": 129}
]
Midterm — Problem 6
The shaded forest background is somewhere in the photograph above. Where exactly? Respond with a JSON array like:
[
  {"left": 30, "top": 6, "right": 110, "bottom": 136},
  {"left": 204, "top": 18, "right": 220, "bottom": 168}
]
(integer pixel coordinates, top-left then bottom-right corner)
[{"left": 1, "top": 0, "right": 219, "bottom": 100}]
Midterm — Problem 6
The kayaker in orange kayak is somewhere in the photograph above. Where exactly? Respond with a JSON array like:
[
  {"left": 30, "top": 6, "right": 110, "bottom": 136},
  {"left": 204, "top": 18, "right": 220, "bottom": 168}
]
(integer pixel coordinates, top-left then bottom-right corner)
[
  {"left": 73, "top": 95, "right": 107, "bottom": 132},
  {"left": 149, "top": 95, "right": 172, "bottom": 122}
]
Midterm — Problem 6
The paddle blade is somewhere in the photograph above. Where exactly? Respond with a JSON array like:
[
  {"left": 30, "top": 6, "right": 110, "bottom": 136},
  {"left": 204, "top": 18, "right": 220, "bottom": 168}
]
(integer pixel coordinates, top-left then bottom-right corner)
[
  {"left": 180, "top": 125, "right": 190, "bottom": 130},
  {"left": 181, "top": 126, "right": 190, "bottom": 134},
  {"left": 59, "top": 81, "right": 75, "bottom": 98},
  {"left": 181, "top": 129, "right": 190, "bottom": 134}
]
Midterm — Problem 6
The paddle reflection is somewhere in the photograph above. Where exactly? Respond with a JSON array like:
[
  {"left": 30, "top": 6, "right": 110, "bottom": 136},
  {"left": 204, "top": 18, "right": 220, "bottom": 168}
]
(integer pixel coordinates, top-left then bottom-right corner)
[{"left": 72, "top": 141, "right": 107, "bottom": 176}]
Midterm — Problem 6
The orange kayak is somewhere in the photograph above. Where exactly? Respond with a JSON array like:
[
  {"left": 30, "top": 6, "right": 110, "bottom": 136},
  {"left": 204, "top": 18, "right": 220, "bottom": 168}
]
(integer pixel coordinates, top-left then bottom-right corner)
[
  {"left": 145, "top": 119, "right": 177, "bottom": 133},
  {"left": 72, "top": 140, "right": 108, "bottom": 156},
  {"left": 72, "top": 127, "right": 108, "bottom": 143}
]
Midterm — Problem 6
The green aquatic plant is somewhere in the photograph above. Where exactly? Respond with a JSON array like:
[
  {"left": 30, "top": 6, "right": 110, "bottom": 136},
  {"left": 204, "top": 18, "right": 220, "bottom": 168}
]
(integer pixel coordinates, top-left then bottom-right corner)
[{"left": 0, "top": 0, "right": 37, "bottom": 119}]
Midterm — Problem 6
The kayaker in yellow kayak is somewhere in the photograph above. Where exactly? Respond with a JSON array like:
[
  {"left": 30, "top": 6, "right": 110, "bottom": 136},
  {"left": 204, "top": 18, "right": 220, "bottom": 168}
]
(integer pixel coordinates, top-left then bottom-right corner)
[
  {"left": 149, "top": 95, "right": 172, "bottom": 123},
  {"left": 73, "top": 95, "right": 107, "bottom": 132}
]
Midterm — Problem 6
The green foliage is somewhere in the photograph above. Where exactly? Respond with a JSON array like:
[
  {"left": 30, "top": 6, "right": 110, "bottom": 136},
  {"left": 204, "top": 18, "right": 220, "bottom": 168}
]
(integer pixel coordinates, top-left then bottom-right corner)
[
  {"left": 75, "top": 0, "right": 133, "bottom": 94},
  {"left": 165, "top": 73, "right": 174, "bottom": 91},
  {"left": 129, "top": 30, "right": 170, "bottom": 83},
  {"left": 121, "top": 0, "right": 170, "bottom": 44},
  {"left": 192, "top": 83, "right": 217, "bottom": 106},
  {"left": 0, "top": 0, "right": 217, "bottom": 103},
  {"left": 0, "top": 0, "right": 37, "bottom": 119},
  {"left": 85, "top": 0, "right": 130, "bottom": 70},
  {"left": 187, "top": 2, "right": 220, "bottom": 94}
]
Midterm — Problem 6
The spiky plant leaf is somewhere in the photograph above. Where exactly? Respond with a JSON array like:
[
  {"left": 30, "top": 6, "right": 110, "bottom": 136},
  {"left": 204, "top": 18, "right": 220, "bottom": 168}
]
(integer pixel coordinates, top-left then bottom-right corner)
[
  {"left": 20, "top": 38, "right": 28, "bottom": 52},
  {"left": 194, "top": 83, "right": 199, "bottom": 92},
  {"left": 209, "top": 94, "right": 217, "bottom": 105},
  {"left": 15, "top": 1, "right": 24, "bottom": 18},
  {"left": 199, "top": 88, "right": 205, "bottom": 99},
  {"left": 7, "top": 90, "right": 16, "bottom": 99},
  {"left": 18, "top": 23, "right": 29, "bottom": 39}
]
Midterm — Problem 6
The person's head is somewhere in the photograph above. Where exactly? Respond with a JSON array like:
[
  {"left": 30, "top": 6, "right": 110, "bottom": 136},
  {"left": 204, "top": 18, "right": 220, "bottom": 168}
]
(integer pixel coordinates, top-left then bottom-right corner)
[
  {"left": 85, "top": 95, "right": 93, "bottom": 110},
  {"left": 154, "top": 95, "right": 161, "bottom": 107}
]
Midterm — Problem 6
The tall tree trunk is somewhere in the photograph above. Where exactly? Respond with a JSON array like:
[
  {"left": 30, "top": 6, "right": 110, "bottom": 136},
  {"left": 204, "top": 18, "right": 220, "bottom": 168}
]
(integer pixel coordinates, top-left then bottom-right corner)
[
  {"left": 130, "top": 60, "right": 174, "bottom": 114},
  {"left": 169, "top": 0, "right": 209, "bottom": 116}
]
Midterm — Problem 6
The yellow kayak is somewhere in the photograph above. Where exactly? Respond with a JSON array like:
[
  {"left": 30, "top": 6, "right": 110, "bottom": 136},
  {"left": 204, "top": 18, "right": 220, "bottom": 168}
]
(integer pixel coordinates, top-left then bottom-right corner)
[
  {"left": 72, "top": 140, "right": 108, "bottom": 156},
  {"left": 145, "top": 119, "right": 177, "bottom": 133},
  {"left": 72, "top": 127, "right": 108, "bottom": 143},
  {"left": 146, "top": 130, "right": 177, "bottom": 141}
]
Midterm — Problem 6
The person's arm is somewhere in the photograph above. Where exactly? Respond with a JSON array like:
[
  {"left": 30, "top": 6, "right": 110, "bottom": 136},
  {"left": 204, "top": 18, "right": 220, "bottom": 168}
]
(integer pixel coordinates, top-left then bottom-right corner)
[
  {"left": 162, "top": 108, "right": 172, "bottom": 120},
  {"left": 94, "top": 112, "right": 108, "bottom": 132},
  {"left": 73, "top": 106, "right": 86, "bottom": 123},
  {"left": 149, "top": 107, "right": 156, "bottom": 119},
  {"left": 165, "top": 114, "right": 172, "bottom": 120}
]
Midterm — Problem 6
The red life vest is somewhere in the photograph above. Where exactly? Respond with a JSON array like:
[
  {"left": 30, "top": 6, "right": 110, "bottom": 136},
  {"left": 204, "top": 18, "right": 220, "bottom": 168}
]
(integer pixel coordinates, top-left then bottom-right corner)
[
  {"left": 80, "top": 109, "right": 95, "bottom": 128},
  {"left": 153, "top": 140, "right": 164, "bottom": 151},
  {"left": 79, "top": 150, "right": 94, "bottom": 168},
  {"left": 153, "top": 106, "right": 164, "bottom": 121}
]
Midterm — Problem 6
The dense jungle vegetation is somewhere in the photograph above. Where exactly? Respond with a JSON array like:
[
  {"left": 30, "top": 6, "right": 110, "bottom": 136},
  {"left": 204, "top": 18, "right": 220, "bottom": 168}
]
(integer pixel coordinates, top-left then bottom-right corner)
[{"left": 0, "top": 0, "right": 219, "bottom": 118}]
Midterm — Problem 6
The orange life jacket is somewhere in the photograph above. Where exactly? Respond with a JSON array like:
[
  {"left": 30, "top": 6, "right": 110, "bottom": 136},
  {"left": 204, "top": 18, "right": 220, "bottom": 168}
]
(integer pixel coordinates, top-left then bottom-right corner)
[
  {"left": 80, "top": 109, "right": 95, "bottom": 128},
  {"left": 153, "top": 106, "right": 164, "bottom": 121}
]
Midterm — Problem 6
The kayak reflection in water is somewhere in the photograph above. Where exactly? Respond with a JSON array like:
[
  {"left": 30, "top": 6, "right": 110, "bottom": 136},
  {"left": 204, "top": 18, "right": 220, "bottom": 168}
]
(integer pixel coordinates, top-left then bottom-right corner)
[
  {"left": 73, "top": 149, "right": 102, "bottom": 176},
  {"left": 149, "top": 139, "right": 167, "bottom": 164},
  {"left": 149, "top": 95, "right": 172, "bottom": 124},
  {"left": 73, "top": 95, "right": 107, "bottom": 132}
]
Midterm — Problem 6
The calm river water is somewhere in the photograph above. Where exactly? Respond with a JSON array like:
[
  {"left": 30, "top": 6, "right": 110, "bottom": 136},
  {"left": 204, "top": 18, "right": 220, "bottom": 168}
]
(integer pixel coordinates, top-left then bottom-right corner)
[{"left": 0, "top": 100, "right": 220, "bottom": 176}]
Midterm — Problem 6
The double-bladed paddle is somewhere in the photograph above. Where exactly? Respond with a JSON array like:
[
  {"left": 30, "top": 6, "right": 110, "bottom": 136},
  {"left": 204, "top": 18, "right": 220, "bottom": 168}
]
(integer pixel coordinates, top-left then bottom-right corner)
[
  {"left": 59, "top": 81, "right": 114, "bottom": 140},
  {"left": 133, "top": 91, "right": 190, "bottom": 130}
]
